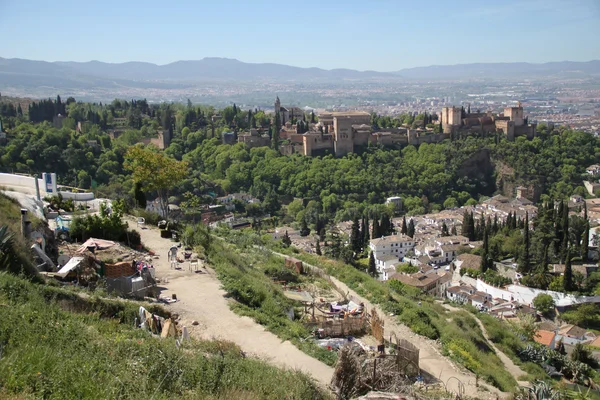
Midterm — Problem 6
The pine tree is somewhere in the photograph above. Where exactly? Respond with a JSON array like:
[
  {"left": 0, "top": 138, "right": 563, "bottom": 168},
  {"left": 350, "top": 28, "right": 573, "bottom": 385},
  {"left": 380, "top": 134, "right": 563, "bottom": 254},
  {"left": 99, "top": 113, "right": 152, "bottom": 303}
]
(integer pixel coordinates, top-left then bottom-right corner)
[
  {"left": 401, "top": 216, "right": 407, "bottom": 235},
  {"left": 315, "top": 239, "right": 322, "bottom": 256},
  {"left": 441, "top": 222, "right": 449, "bottom": 236},
  {"left": 407, "top": 219, "right": 415, "bottom": 238},
  {"left": 481, "top": 228, "right": 490, "bottom": 273},
  {"left": 519, "top": 212, "right": 531, "bottom": 274},
  {"left": 564, "top": 248, "right": 573, "bottom": 292},
  {"left": 350, "top": 218, "right": 361, "bottom": 254},
  {"left": 368, "top": 252, "right": 377, "bottom": 278}
]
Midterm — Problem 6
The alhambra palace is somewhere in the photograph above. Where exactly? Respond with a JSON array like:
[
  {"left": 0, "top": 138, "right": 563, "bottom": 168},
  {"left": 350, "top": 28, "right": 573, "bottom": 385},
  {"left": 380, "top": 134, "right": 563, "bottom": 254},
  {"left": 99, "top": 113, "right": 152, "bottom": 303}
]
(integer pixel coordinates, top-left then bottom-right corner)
[{"left": 235, "top": 98, "right": 538, "bottom": 157}]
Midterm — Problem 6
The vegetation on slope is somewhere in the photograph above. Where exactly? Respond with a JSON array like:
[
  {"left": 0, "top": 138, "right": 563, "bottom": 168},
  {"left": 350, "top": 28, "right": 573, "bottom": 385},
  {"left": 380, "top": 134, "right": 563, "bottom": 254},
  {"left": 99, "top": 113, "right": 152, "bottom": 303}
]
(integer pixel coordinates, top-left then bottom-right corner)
[
  {"left": 0, "top": 272, "right": 329, "bottom": 400},
  {"left": 218, "top": 228, "right": 518, "bottom": 392}
]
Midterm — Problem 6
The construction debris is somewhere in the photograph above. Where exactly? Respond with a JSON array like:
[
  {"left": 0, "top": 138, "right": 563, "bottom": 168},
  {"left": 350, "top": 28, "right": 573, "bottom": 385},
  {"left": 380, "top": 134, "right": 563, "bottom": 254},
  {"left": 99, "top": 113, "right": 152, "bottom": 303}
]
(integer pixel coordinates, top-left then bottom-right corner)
[{"left": 332, "top": 343, "right": 423, "bottom": 400}]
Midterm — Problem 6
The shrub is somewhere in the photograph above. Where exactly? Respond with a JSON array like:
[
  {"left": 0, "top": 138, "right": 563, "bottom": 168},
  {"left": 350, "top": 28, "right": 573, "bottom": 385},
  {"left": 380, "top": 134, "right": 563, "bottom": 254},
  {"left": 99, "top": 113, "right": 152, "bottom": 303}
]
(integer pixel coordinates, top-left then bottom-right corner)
[{"left": 532, "top": 293, "right": 555, "bottom": 315}]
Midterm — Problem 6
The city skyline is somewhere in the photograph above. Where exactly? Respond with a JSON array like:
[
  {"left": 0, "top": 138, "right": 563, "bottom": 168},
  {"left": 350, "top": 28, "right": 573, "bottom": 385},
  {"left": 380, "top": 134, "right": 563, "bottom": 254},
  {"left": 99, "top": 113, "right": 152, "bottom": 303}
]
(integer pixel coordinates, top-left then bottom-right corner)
[{"left": 1, "top": 0, "right": 599, "bottom": 71}]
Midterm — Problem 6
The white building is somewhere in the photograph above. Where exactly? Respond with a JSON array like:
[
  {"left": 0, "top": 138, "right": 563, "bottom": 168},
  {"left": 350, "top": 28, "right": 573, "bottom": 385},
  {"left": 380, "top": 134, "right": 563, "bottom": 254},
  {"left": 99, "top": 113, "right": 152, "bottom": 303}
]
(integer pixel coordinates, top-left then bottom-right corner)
[
  {"left": 370, "top": 234, "right": 415, "bottom": 262},
  {"left": 385, "top": 196, "right": 403, "bottom": 210}
]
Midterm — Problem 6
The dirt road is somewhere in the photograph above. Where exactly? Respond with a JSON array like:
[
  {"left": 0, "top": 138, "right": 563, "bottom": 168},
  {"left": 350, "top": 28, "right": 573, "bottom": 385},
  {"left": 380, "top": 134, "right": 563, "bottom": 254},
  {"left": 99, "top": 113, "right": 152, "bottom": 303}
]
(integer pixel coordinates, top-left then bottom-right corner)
[{"left": 129, "top": 220, "right": 334, "bottom": 386}]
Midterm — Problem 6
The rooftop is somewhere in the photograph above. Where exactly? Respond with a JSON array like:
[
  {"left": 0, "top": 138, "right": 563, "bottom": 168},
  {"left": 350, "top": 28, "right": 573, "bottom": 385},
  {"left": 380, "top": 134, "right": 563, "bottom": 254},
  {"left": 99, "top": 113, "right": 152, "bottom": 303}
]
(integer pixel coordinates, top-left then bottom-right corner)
[{"left": 534, "top": 330, "right": 557, "bottom": 347}]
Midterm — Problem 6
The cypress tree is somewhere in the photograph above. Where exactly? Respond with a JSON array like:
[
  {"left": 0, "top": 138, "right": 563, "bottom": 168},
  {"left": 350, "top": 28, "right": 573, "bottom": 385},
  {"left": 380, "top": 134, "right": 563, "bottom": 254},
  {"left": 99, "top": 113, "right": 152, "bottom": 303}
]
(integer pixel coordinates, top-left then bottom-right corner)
[
  {"left": 368, "top": 252, "right": 377, "bottom": 278},
  {"left": 360, "top": 216, "right": 367, "bottom": 251},
  {"left": 564, "top": 248, "right": 573, "bottom": 292},
  {"left": 493, "top": 214, "right": 499, "bottom": 234},
  {"left": 401, "top": 216, "right": 407, "bottom": 235},
  {"left": 481, "top": 228, "right": 489, "bottom": 273},
  {"left": 407, "top": 219, "right": 415, "bottom": 238},
  {"left": 519, "top": 212, "right": 530, "bottom": 274},
  {"left": 363, "top": 216, "right": 370, "bottom": 249},
  {"left": 451, "top": 225, "right": 458, "bottom": 235},
  {"left": 462, "top": 210, "right": 470, "bottom": 237},
  {"left": 350, "top": 218, "right": 361, "bottom": 253},
  {"left": 380, "top": 215, "right": 388, "bottom": 237},
  {"left": 561, "top": 202, "right": 569, "bottom": 262},
  {"left": 315, "top": 239, "right": 322, "bottom": 256},
  {"left": 582, "top": 203, "right": 589, "bottom": 260},
  {"left": 441, "top": 222, "right": 449, "bottom": 237},
  {"left": 372, "top": 218, "right": 380, "bottom": 239}
]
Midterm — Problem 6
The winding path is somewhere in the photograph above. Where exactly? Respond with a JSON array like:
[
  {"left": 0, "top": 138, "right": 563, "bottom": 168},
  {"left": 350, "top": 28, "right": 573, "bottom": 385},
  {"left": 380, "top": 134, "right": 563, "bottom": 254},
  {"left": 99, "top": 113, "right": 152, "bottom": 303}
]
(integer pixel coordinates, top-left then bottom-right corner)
[
  {"left": 268, "top": 250, "right": 506, "bottom": 399},
  {"left": 129, "top": 220, "right": 334, "bottom": 387},
  {"left": 441, "top": 303, "right": 530, "bottom": 387}
]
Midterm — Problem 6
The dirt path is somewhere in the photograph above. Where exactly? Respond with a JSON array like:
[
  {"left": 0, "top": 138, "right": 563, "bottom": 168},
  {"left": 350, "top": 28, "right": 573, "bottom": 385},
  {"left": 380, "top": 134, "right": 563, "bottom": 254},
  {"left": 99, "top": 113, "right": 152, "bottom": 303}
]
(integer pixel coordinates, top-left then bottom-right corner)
[
  {"left": 269, "top": 250, "right": 505, "bottom": 399},
  {"left": 441, "top": 303, "right": 530, "bottom": 387},
  {"left": 129, "top": 219, "right": 333, "bottom": 387}
]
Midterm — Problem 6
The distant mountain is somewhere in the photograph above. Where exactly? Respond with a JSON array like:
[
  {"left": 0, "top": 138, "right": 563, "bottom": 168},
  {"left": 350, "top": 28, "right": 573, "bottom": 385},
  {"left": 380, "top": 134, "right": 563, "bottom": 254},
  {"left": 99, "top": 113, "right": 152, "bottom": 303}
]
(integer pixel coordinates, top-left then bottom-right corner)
[
  {"left": 395, "top": 61, "right": 600, "bottom": 79},
  {"left": 1, "top": 57, "right": 599, "bottom": 96}
]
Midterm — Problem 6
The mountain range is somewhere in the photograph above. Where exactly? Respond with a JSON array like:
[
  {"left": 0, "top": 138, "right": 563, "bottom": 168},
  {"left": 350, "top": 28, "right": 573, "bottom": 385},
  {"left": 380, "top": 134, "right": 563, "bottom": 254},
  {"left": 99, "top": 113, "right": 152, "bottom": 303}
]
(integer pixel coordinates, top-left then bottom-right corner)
[{"left": 1, "top": 57, "right": 600, "bottom": 87}]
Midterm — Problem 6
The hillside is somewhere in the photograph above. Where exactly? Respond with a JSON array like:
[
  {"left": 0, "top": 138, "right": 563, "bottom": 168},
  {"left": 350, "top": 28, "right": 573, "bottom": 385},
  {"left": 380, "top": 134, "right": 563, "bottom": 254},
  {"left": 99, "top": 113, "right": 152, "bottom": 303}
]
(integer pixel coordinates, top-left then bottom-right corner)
[{"left": 1, "top": 57, "right": 599, "bottom": 89}]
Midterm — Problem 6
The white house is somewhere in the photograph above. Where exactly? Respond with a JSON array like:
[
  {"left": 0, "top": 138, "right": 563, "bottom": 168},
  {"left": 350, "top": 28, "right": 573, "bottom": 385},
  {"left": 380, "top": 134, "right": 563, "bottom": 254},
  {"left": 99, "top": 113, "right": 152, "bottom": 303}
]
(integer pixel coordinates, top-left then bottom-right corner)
[
  {"left": 375, "top": 255, "right": 399, "bottom": 281},
  {"left": 385, "top": 196, "right": 403, "bottom": 210},
  {"left": 446, "top": 284, "right": 476, "bottom": 304},
  {"left": 370, "top": 234, "right": 415, "bottom": 262}
]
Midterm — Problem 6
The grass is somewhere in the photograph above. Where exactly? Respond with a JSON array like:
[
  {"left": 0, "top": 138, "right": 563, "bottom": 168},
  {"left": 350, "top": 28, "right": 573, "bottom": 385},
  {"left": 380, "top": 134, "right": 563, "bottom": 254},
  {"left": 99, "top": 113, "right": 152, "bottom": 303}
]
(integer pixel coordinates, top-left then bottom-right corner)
[
  {"left": 0, "top": 192, "right": 44, "bottom": 278},
  {"left": 0, "top": 272, "right": 330, "bottom": 400},
  {"left": 206, "top": 235, "right": 338, "bottom": 367},
  {"left": 219, "top": 229, "right": 520, "bottom": 392},
  {"left": 477, "top": 313, "right": 549, "bottom": 382}
]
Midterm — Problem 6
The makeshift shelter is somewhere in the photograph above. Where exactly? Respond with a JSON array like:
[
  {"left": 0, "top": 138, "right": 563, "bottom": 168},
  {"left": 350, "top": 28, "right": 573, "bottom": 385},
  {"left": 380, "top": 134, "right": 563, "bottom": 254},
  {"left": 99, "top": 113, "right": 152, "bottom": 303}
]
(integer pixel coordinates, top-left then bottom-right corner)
[{"left": 76, "top": 238, "right": 116, "bottom": 254}]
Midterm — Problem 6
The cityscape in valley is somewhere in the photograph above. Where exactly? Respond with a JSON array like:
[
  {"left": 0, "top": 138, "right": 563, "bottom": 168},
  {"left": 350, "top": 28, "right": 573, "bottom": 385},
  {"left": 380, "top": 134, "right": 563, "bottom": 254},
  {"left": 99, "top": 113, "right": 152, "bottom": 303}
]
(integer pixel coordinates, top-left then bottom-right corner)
[{"left": 2, "top": 1, "right": 600, "bottom": 399}]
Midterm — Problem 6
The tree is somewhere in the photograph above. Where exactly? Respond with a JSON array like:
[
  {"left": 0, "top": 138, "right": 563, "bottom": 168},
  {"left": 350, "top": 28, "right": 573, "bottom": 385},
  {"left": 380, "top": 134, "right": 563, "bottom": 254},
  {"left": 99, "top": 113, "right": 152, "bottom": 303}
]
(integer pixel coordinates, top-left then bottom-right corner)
[
  {"left": 271, "top": 112, "right": 280, "bottom": 150},
  {"left": 519, "top": 212, "right": 531, "bottom": 274},
  {"left": 282, "top": 230, "right": 292, "bottom": 247},
  {"left": 564, "top": 248, "right": 573, "bottom": 292},
  {"left": 451, "top": 225, "right": 458, "bottom": 235},
  {"left": 401, "top": 216, "right": 407, "bottom": 235},
  {"left": 556, "top": 339, "right": 566, "bottom": 355},
  {"left": 300, "top": 218, "right": 310, "bottom": 237},
  {"left": 368, "top": 251, "right": 377, "bottom": 278},
  {"left": 124, "top": 145, "right": 189, "bottom": 218},
  {"left": 360, "top": 216, "right": 367, "bottom": 252},
  {"left": 372, "top": 218, "right": 380, "bottom": 239},
  {"left": 480, "top": 228, "right": 490, "bottom": 273},
  {"left": 350, "top": 218, "right": 361, "bottom": 254},
  {"left": 315, "top": 239, "right": 322, "bottom": 255},
  {"left": 363, "top": 216, "right": 370, "bottom": 249},
  {"left": 582, "top": 203, "right": 589, "bottom": 260},
  {"left": 407, "top": 219, "right": 415, "bottom": 238},
  {"left": 532, "top": 293, "right": 555, "bottom": 316},
  {"left": 441, "top": 222, "right": 449, "bottom": 237}
]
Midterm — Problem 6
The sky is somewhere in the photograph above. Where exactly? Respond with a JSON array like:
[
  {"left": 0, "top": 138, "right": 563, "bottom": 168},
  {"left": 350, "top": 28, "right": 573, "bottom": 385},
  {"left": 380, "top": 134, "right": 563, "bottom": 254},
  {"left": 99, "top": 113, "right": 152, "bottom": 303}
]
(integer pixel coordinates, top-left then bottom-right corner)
[{"left": 1, "top": 0, "right": 599, "bottom": 71}]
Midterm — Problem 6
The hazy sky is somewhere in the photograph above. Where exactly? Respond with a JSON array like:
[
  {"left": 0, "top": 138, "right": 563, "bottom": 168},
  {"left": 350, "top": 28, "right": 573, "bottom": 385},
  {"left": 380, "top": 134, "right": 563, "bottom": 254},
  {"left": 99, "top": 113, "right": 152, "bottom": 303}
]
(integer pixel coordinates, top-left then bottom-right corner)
[{"left": 1, "top": 0, "right": 599, "bottom": 71}]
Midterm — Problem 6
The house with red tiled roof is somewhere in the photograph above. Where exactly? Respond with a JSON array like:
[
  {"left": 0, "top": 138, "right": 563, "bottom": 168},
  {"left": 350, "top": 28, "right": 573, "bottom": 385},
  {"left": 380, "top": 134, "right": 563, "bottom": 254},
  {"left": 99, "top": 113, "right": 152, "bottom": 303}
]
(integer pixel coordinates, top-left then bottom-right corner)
[{"left": 534, "top": 330, "right": 557, "bottom": 349}]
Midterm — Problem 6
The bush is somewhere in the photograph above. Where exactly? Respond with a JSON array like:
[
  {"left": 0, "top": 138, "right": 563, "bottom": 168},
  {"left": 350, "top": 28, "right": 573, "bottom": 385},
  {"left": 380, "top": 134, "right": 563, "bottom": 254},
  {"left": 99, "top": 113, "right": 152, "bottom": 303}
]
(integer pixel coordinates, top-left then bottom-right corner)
[
  {"left": 132, "top": 208, "right": 161, "bottom": 226},
  {"left": 532, "top": 293, "right": 555, "bottom": 315}
]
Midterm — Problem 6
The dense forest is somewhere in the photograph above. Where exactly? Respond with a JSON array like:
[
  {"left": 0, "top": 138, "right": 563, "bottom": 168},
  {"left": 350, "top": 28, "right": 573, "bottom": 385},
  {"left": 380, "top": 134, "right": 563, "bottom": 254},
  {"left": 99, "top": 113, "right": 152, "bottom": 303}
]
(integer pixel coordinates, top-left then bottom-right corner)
[{"left": 0, "top": 96, "right": 598, "bottom": 227}]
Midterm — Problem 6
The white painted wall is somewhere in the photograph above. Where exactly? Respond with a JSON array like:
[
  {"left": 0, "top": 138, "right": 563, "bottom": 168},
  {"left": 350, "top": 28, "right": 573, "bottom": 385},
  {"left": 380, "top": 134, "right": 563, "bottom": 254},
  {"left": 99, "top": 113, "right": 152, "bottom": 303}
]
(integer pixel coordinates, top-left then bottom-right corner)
[{"left": 469, "top": 278, "right": 600, "bottom": 308}]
